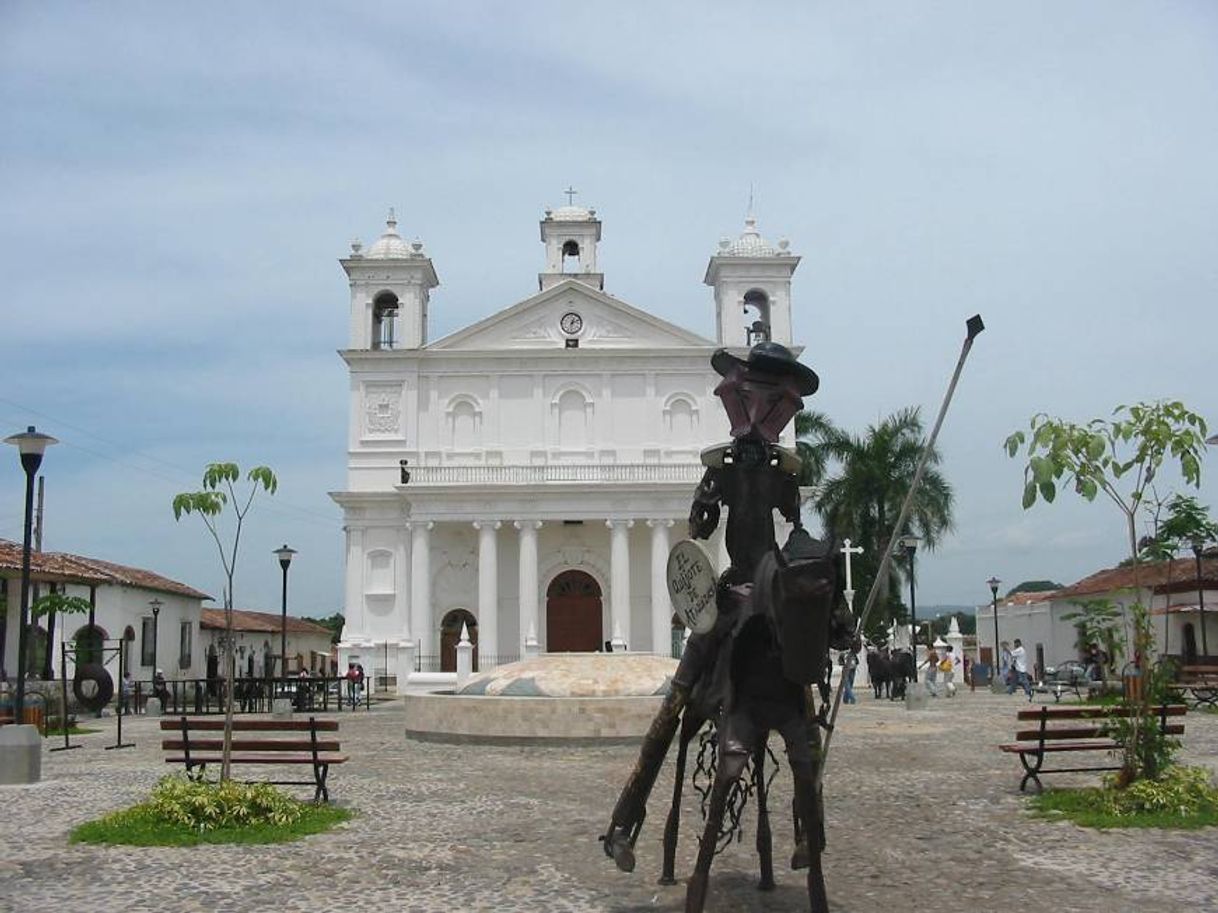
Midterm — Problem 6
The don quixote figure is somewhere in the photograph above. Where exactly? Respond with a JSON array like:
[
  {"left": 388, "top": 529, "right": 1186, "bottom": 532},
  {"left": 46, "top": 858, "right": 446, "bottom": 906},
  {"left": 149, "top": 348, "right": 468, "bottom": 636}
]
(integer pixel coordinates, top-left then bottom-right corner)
[{"left": 601, "top": 341, "right": 853, "bottom": 913}]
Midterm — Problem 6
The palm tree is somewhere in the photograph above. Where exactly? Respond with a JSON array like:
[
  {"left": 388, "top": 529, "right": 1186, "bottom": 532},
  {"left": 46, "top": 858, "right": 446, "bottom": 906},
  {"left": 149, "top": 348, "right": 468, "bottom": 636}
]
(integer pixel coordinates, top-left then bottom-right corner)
[{"left": 796, "top": 406, "right": 955, "bottom": 632}]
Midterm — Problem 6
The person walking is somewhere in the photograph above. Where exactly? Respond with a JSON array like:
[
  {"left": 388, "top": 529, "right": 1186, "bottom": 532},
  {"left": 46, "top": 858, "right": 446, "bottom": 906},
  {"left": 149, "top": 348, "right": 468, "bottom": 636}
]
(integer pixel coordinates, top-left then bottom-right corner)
[
  {"left": 939, "top": 645, "right": 957, "bottom": 697},
  {"left": 842, "top": 638, "right": 861, "bottom": 705},
  {"left": 922, "top": 645, "right": 940, "bottom": 697},
  {"left": 1007, "top": 639, "right": 1032, "bottom": 697}
]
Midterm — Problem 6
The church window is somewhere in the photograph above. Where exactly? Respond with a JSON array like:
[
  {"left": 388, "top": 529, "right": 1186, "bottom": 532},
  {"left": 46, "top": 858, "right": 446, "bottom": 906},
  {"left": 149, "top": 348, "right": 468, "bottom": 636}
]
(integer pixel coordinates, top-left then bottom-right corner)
[
  {"left": 561, "top": 240, "right": 580, "bottom": 273},
  {"left": 742, "top": 289, "right": 771, "bottom": 344},
  {"left": 366, "top": 550, "right": 394, "bottom": 594},
  {"left": 372, "top": 292, "right": 399, "bottom": 350},
  {"left": 445, "top": 395, "right": 482, "bottom": 450},
  {"left": 557, "top": 388, "right": 590, "bottom": 449},
  {"left": 663, "top": 394, "right": 699, "bottom": 441}
]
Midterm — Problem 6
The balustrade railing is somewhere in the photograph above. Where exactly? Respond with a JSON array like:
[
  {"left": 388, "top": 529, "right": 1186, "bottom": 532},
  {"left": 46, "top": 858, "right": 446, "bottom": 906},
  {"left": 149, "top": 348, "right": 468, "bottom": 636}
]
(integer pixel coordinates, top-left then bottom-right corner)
[{"left": 406, "top": 463, "right": 702, "bottom": 486}]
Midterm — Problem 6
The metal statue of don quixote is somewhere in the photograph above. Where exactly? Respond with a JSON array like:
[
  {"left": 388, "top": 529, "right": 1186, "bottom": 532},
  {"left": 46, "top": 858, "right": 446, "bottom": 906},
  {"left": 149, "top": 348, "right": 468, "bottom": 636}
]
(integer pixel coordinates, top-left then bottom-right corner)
[{"left": 602, "top": 317, "right": 984, "bottom": 913}]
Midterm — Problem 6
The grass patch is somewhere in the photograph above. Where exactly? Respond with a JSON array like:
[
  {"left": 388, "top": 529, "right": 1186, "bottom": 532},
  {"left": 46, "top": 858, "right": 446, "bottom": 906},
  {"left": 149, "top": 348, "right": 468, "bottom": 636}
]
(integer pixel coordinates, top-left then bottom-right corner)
[
  {"left": 69, "top": 776, "right": 353, "bottom": 846},
  {"left": 44, "top": 725, "right": 100, "bottom": 737},
  {"left": 1028, "top": 766, "right": 1218, "bottom": 829}
]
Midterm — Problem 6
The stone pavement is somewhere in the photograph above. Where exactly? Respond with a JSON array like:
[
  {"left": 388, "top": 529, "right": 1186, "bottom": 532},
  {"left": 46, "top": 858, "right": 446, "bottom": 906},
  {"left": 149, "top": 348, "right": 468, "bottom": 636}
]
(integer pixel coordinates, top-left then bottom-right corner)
[{"left": 1, "top": 689, "right": 1215, "bottom": 912}]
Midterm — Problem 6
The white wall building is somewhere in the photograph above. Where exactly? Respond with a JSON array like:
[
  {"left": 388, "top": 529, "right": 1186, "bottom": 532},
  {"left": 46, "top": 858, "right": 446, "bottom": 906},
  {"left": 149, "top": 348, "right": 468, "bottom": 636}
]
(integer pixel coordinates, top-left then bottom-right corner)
[
  {"left": 0, "top": 539, "right": 210, "bottom": 683},
  {"left": 975, "top": 553, "right": 1218, "bottom": 676},
  {"left": 199, "top": 608, "right": 335, "bottom": 679},
  {"left": 331, "top": 202, "right": 807, "bottom": 688}
]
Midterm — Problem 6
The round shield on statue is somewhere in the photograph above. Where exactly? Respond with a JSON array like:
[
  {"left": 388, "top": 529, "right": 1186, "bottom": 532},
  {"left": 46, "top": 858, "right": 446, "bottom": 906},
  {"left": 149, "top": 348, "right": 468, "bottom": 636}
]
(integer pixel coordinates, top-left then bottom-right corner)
[{"left": 667, "top": 539, "right": 718, "bottom": 635}]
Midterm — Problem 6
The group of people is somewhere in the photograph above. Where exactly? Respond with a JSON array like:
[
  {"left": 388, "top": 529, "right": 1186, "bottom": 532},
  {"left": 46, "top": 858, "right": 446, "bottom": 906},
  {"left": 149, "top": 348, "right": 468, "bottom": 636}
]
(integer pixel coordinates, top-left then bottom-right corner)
[
  {"left": 998, "top": 639, "right": 1032, "bottom": 697},
  {"left": 920, "top": 644, "right": 963, "bottom": 697}
]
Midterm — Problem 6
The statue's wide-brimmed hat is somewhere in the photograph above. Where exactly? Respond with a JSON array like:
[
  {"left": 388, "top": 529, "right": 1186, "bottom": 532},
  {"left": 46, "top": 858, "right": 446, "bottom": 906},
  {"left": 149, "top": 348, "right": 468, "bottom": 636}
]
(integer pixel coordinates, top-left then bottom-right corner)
[{"left": 711, "top": 341, "right": 819, "bottom": 396}]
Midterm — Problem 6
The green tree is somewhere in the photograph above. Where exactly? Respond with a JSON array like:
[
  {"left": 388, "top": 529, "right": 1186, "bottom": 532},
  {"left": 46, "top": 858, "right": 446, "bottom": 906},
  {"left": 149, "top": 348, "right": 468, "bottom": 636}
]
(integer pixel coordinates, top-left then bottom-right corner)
[
  {"left": 797, "top": 406, "right": 955, "bottom": 635},
  {"left": 1006, "top": 401, "right": 1209, "bottom": 784},
  {"left": 173, "top": 462, "right": 277, "bottom": 780},
  {"left": 313, "top": 612, "right": 345, "bottom": 645},
  {"left": 1007, "top": 580, "right": 1063, "bottom": 596}
]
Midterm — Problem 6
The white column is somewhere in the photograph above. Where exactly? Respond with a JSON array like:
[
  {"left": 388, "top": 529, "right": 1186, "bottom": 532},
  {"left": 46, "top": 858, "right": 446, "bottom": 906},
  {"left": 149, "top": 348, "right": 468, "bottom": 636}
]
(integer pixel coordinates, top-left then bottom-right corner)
[
  {"left": 648, "top": 519, "right": 674, "bottom": 656},
  {"left": 515, "top": 520, "right": 542, "bottom": 656},
  {"left": 409, "top": 521, "right": 432, "bottom": 658},
  {"left": 475, "top": 521, "right": 501, "bottom": 665},
  {"left": 395, "top": 522, "right": 411, "bottom": 639},
  {"left": 607, "top": 519, "right": 634, "bottom": 650},
  {"left": 344, "top": 525, "right": 366, "bottom": 637}
]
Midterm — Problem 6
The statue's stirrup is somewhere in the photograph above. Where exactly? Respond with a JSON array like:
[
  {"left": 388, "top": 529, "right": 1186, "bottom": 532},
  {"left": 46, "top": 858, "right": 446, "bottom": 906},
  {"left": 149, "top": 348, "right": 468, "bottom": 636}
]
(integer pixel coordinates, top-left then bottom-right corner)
[{"left": 600, "top": 827, "right": 637, "bottom": 873}]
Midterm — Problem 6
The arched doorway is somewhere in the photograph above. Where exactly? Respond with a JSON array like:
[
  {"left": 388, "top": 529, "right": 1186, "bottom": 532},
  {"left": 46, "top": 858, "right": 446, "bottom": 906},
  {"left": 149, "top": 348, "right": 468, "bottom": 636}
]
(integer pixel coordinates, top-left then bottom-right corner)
[
  {"left": 440, "top": 609, "right": 478, "bottom": 672},
  {"left": 546, "top": 570, "right": 603, "bottom": 652}
]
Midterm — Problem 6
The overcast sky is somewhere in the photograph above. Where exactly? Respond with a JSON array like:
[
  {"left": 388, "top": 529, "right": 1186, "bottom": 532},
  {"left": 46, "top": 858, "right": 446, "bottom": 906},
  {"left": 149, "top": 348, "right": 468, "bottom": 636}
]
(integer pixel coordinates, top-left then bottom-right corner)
[{"left": 1, "top": 2, "right": 1215, "bottom": 618}]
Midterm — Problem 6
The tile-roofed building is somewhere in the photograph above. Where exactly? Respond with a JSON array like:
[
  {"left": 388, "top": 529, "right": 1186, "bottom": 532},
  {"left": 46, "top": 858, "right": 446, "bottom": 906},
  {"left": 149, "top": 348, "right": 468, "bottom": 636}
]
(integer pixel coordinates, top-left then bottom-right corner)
[
  {"left": 199, "top": 609, "right": 336, "bottom": 676},
  {"left": 1, "top": 538, "right": 210, "bottom": 683},
  {"left": 976, "top": 553, "right": 1218, "bottom": 677}
]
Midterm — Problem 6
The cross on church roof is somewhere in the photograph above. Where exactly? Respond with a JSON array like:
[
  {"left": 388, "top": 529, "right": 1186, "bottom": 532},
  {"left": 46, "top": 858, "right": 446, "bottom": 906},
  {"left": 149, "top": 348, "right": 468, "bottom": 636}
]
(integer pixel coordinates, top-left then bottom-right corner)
[{"left": 564, "top": 186, "right": 578, "bottom": 205}]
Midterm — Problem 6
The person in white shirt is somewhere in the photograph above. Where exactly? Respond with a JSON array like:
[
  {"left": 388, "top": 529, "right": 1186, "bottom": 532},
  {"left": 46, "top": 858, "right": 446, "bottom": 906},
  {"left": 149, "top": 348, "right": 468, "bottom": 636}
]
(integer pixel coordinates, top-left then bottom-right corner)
[
  {"left": 939, "top": 645, "right": 957, "bottom": 697},
  {"left": 1007, "top": 639, "right": 1032, "bottom": 697}
]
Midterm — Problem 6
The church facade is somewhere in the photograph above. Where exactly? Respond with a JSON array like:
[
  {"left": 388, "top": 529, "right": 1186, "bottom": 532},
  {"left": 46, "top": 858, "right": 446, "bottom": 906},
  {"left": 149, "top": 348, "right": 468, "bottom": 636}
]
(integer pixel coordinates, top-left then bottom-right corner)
[{"left": 330, "top": 200, "right": 804, "bottom": 689}]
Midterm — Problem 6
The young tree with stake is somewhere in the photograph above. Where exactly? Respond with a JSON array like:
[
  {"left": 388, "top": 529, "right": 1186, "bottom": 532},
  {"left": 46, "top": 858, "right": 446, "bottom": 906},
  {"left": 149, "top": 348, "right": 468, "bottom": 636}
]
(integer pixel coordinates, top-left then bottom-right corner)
[{"left": 173, "top": 462, "right": 277, "bottom": 781}]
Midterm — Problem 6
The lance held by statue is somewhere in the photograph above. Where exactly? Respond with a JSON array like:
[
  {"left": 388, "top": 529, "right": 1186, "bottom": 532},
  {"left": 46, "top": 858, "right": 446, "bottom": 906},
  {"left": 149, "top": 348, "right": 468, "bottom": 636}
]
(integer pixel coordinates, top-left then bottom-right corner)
[{"left": 601, "top": 341, "right": 853, "bottom": 913}]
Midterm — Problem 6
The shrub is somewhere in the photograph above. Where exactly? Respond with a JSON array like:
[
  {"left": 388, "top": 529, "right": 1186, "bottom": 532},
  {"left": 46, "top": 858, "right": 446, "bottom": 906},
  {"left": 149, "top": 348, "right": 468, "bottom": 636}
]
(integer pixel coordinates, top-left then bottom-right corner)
[
  {"left": 1098, "top": 766, "right": 1218, "bottom": 818},
  {"left": 148, "top": 775, "right": 305, "bottom": 831}
]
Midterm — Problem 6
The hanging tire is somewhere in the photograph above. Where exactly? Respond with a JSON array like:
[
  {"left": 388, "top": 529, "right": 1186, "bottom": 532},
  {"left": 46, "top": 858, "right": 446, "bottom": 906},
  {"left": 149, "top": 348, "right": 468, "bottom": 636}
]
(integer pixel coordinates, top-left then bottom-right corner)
[{"left": 73, "top": 663, "right": 114, "bottom": 712}]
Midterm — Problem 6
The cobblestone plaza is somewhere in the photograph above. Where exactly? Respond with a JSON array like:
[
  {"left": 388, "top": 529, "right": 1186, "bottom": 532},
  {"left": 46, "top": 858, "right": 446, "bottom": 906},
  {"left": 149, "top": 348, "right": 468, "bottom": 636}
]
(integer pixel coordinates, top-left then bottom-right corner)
[{"left": 2, "top": 690, "right": 1215, "bottom": 912}]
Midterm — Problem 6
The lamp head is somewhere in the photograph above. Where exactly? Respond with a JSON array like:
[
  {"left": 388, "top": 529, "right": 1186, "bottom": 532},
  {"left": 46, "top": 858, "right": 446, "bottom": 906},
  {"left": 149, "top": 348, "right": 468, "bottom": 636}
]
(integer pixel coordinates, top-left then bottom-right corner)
[
  {"left": 149, "top": 598, "right": 162, "bottom": 617},
  {"left": 274, "top": 544, "right": 298, "bottom": 569},
  {"left": 4, "top": 425, "right": 58, "bottom": 473},
  {"left": 987, "top": 576, "right": 1001, "bottom": 597},
  {"left": 897, "top": 533, "right": 921, "bottom": 555}
]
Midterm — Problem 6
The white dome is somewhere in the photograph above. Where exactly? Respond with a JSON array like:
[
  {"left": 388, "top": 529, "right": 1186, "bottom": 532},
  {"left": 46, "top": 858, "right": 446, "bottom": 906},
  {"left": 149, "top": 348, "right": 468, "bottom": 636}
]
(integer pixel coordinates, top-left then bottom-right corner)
[
  {"left": 549, "top": 204, "right": 595, "bottom": 222},
  {"left": 717, "top": 215, "right": 789, "bottom": 257},
  {"left": 363, "top": 210, "right": 425, "bottom": 259}
]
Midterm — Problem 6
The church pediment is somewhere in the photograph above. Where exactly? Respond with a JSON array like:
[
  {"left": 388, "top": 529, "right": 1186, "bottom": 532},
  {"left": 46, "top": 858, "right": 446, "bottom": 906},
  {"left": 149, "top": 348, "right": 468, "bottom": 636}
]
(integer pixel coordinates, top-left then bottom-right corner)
[{"left": 428, "top": 281, "right": 715, "bottom": 351}]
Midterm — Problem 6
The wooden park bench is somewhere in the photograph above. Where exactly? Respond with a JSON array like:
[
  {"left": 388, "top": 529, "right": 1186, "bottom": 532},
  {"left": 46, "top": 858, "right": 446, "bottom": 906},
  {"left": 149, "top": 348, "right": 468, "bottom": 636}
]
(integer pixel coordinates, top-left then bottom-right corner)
[
  {"left": 161, "top": 716, "right": 347, "bottom": 803},
  {"left": 999, "top": 703, "right": 1187, "bottom": 793},
  {"left": 1171, "top": 665, "right": 1218, "bottom": 710}
]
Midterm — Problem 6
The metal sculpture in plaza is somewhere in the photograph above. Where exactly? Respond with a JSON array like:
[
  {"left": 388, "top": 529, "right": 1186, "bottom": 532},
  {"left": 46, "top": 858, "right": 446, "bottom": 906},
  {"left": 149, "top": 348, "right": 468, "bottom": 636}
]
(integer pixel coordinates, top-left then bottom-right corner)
[
  {"left": 601, "top": 317, "right": 984, "bottom": 912},
  {"left": 601, "top": 340, "right": 852, "bottom": 912}
]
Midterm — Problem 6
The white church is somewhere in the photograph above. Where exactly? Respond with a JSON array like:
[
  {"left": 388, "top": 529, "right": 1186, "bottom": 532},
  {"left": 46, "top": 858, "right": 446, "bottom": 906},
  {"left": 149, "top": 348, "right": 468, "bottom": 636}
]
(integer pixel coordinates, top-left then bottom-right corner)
[{"left": 330, "top": 198, "right": 805, "bottom": 689}]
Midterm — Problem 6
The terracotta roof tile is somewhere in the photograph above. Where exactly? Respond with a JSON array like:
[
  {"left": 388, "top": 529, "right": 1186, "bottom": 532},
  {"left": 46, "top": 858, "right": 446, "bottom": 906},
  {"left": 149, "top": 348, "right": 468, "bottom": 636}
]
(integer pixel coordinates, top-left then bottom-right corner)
[
  {"left": 0, "top": 538, "right": 210, "bottom": 600},
  {"left": 1056, "top": 555, "right": 1218, "bottom": 600},
  {"left": 200, "top": 608, "right": 332, "bottom": 637}
]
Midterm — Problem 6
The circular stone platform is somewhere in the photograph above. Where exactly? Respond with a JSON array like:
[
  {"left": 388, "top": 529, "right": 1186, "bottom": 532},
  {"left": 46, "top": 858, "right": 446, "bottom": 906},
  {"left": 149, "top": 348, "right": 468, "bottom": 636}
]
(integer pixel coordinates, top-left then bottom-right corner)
[{"left": 403, "top": 653, "right": 678, "bottom": 744}]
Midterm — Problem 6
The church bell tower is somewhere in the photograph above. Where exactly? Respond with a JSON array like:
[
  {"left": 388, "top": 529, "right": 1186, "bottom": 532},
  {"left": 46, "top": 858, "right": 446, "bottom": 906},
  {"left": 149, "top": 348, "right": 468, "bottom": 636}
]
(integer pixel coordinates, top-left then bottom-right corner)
[
  {"left": 703, "top": 214, "right": 799, "bottom": 348},
  {"left": 539, "top": 189, "right": 604, "bottom": 292},
  {"left": 341, "top": 209, "right": 439, "bottom": 350}
]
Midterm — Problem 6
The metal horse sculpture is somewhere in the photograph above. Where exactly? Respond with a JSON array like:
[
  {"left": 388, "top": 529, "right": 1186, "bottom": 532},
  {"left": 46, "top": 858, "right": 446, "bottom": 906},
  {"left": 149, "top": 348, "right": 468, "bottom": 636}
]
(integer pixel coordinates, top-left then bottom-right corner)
[{"left": 602, "top": 341, "right": 851, "bottom": 913}]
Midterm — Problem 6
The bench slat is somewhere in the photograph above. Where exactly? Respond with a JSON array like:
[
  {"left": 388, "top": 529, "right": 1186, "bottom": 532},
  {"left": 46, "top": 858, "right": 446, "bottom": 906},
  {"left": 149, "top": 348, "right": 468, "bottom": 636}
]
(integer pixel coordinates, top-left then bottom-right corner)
[
  {"left": 159, "top": 718, "right": 339, "bottom": 732},
  {"left": 161, "top": 739, "right": 341, "bottom": 753},
  {"left": 1015, "top": 704, "right": 1186, "bottom": 721},
  {"left": 165, "top": 754, "right": 348, "bottom": 765},
  {"left": 1000, "top": 739, "right": 1120, "bottom": 753},
  {"left": 1013, "top": 723, "right": 1184, "bottom": 742}
]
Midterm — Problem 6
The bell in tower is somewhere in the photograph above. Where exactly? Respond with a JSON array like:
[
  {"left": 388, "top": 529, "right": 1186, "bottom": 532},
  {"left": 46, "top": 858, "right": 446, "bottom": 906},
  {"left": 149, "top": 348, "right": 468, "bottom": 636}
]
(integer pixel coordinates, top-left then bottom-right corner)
[
  {"left": 539, "top": 187, "right": 604, "bottom": 292},
  {"left": 703, "top": 213, "right": 799, "bottom": 348}
]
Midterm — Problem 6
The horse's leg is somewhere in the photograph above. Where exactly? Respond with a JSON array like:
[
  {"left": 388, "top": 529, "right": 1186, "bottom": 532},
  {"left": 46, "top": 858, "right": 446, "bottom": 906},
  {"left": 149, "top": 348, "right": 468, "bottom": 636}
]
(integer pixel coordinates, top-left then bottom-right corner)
[
  {"left": 659, "top": 711, "right": 701, "bottom": 886},
  {"left": 685, "top": 719, "right": 753, "bottom": 913},
  {"left": 754, "top": 738, "right": 774, "bottom": 891},
  {"left": 781, "top": 717, "right": 829, "bottom": 913}
]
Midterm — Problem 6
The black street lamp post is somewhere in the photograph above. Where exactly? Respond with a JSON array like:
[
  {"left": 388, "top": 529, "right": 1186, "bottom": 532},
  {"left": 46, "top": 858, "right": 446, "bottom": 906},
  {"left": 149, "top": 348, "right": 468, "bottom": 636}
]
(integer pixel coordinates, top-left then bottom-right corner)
[
  {"left": 898, "top": 534, "right": 921, "bottom": 662},
  {"left": 1191, "top": 539, "right": 1208, "bottom": 658},
  {"left": 274, "top": 545, "right": 297, "bottom": 677},
  {"left": 149, "top": 598, "right": 162, "bottom": 672},
  {"left": 4, "top": 426, "right": 57, "bottom": 722},
  {"left": 987, "top": 576, "right": 1001, "bottom": 688}
]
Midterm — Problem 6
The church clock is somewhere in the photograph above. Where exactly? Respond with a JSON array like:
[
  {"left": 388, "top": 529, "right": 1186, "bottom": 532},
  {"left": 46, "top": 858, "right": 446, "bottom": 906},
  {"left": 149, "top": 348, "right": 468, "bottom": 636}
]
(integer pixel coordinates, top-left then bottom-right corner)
[{"left": 560, "top": 311, "right": 583, "bottom": 335}]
